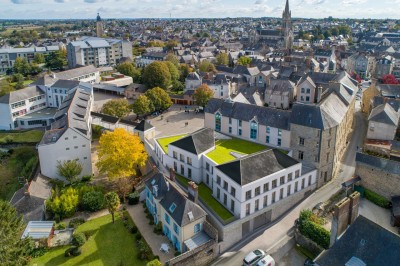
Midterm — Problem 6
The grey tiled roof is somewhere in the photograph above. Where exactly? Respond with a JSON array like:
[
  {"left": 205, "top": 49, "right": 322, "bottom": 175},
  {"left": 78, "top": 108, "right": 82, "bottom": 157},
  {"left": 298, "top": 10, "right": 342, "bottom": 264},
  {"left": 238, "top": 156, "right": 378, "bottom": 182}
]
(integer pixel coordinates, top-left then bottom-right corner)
[
  {"left": 369, "top": 103, "right": 400, "bottom": 126},
  {"left": 170, "top": 128, "right": 214, "bottom": 155},
  {"left": 356, "top": 152, "right": 400, "bottom": 175},
  {"left": 205, "top": 98, "right": 291, "bottom": 130},
  {"left": 216, "top": 149, "right": 298, "bottom": 186},
  {"left": 52, "top": 79, "right": 80, "bottom": 90},
  {"left": 135, "top": 120, "right": 154, "bottom": 132},
  {"left": 0, "top": 86, "right": 45, "bottom": 104}
]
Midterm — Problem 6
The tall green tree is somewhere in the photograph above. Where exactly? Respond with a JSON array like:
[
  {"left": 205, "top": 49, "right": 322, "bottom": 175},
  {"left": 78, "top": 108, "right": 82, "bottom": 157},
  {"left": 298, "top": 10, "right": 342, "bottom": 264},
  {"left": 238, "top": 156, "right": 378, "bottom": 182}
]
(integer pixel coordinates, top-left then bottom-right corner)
[
  {"left": 199, "top": 60, "right": 216, "bottom": 72},
  {"left": 46, "top": 187, "right": 79, "bottom": 219},
  {"left": 142, "top": 61, "right": 171, "bottom": 89},
  {"left": 57, "top": 159, "right": 83, "bottom": 184},
  {"left": 105, "top": 192, "right": 120, "bottom": 224},
  {"left": 102, "top": 99, "right": 131, "bottom": 118},
  {"left": 116, "top": 62, "right": 141, "bottom": 82},
  {"left": 0, "top": 79, "right": 14, "bottom": 97},
  {"left": 33, "top": 53, "right": 45, "bottom": 64},
  {"left": 193, "top": 84, "right": 214, "bottom": 107},
  {"left": 45, "top": 50, "right": 66, "bottom": 70},
  {"left": 166, "top": 53, "right": 180, "bottom": 68},
  {"left": 13, "top": 57, "right": 31, "bottom": 76},
  {"left": 237, "top": 56, "right": 252, "bottom": 66},
  {"left": 0, "top": 200, "right": 34, "bottom": 266},
  {"left": 145, "top": 87, "right": 173, "bottom": 112},
  {"left": 216, "top": 53, "right": 229, "bottom": 66},
  {"left": 165, "top": 61, "right": 180, "bottom": 82},
  {"left": 132, "top": 95, "right": 151, "bottom": 116}
]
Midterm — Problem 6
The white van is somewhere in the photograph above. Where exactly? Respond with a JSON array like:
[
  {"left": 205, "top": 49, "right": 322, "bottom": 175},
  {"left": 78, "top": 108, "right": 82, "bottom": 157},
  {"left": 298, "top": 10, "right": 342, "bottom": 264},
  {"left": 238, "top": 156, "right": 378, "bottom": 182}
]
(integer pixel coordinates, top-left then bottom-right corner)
[{"left": 257, "top": 255, "right": 275, "bottom": 266}]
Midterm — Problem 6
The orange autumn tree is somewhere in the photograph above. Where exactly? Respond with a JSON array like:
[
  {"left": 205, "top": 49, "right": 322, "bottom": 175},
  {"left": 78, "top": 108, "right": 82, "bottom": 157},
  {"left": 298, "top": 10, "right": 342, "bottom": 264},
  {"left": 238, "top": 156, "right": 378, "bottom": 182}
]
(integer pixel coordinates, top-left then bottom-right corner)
[{"left": 96, "top": 128, "right": 148, "bottom": 180}]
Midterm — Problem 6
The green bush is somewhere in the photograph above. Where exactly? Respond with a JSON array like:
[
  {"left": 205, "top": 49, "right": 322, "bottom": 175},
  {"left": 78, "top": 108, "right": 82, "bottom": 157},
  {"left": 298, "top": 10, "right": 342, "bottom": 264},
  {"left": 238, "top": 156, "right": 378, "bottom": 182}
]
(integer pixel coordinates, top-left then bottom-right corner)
[
  {"left": 174, "top": 251, "right": 181, "bottom": 256},
  {"left": 81, "top": 175, "right": 93, "bottom": 182},
  {"left": 56, "top": 222, "right": 66, "bottom": 230},
  {"left": 365, "top": 188, "right": 390, "bottom": 209},
  {"left": 131, "top": 225, "right": 138, "bottom": 234},
  {"left": 82, "top": 191, "right": 105, "bottom": 212},
  {"left": 298, "top": 210, "right": 330, "bottom": 249},
  {"left": 46, "top": 186, "right": 79, "bottom": 219},
  {"left": 128, "top": 191, "right": 140, "bottom": 205},
  {"left": 64, "top": 246, "right": 82, "bottom": 257},
  {"left": 153, "top": 222, "right": 162, "bottom": 235},
  {"left": 30, "top": 247, "right": 48, "bottom": 258},
  {"left": 69, "top": 218, "right": 86, "bottom": 228},
  {"left": 136, "top": 232, "right": 142, "bottom": 240},
  {"left": 137, "top": 239, "right": 152, "bottom": 260},
  {"left": 72, "top": 232, "right": 86, "bottom": 247}
]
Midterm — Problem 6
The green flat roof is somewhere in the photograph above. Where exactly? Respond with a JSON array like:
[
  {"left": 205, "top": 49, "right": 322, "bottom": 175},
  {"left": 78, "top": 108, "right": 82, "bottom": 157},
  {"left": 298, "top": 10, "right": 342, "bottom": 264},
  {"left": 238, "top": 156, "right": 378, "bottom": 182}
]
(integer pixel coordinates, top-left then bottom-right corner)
[
  {"left": 156, "top": 134, "right": 187, "bottom": 153},
  {"left": 206, "top": 138, "right": 268, "bottom": 164}
]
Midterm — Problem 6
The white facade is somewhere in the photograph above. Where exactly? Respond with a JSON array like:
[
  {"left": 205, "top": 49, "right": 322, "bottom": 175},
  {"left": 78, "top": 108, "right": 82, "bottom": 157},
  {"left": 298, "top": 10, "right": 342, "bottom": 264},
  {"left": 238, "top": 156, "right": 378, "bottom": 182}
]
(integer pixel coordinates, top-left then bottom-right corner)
[{"left": 367, "top": 121, "right": 397, "bottom": 141}]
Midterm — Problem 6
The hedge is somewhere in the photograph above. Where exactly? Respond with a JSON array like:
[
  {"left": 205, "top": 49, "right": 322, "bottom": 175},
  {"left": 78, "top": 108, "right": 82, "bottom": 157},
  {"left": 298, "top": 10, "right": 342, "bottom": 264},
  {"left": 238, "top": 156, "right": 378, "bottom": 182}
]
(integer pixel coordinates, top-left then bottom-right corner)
[
  {"left": 298, "top": 210, "right": 330, "bottom": 249},
  {"left": 364, "top": 188, "right": 391, "bottom": 209}
]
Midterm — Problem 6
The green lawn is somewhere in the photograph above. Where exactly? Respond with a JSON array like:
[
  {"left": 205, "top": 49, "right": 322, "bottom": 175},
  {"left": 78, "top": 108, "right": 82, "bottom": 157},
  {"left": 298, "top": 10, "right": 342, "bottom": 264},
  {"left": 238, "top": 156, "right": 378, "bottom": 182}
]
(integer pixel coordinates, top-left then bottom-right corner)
[
  {"left": 10, "top": 79, "right": 34, "bottom": 88},
  {"left": 206, "top": 138, "right": 268, "bottom": 164},
  {"left": 0, "top": 130, "right": 44, "bottom": 143},
  {"left": 175, "top": 174, "right": 235, "bottom": 223},
  {"left": 156, "top": 134, "right": 187, "bottom": 153},
  {"left": 30, "top": 214, "right": 147, "bottom": 266}
]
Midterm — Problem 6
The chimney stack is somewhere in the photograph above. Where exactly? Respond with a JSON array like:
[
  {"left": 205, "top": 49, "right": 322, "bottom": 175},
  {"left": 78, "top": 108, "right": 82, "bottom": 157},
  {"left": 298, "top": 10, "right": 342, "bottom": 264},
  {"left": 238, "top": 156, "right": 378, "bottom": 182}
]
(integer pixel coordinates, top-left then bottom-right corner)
[
  {"left": 348, "top": 191, "right": 360, "bottom": 225},
  {"left": 187, "top": 181, "right": 198, "bottom": 203},
  {"left": 330, "top": 197, "right": 350, "bottom": 247}
]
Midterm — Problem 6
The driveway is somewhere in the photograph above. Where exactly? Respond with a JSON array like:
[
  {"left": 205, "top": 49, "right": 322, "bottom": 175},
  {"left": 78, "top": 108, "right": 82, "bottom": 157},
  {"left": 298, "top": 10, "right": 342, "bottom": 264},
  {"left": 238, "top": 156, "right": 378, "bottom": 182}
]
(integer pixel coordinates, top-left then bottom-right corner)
[
  {"left": 126, "top": 204, "right": 175, "bottom": 264},
  {"left": 213, "top": 103, "right": 368, "bottom": 265}
]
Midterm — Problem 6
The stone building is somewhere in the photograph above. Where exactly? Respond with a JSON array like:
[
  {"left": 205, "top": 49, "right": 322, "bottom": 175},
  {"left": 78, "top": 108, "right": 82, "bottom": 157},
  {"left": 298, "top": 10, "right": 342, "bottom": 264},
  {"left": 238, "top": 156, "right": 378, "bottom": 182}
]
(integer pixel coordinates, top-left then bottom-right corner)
[
  {"left": 282, "top": 0, "right": 294, "bottom": 51},
  {"left": 96, "top": 13, "right": 104, "bottom": 37}
]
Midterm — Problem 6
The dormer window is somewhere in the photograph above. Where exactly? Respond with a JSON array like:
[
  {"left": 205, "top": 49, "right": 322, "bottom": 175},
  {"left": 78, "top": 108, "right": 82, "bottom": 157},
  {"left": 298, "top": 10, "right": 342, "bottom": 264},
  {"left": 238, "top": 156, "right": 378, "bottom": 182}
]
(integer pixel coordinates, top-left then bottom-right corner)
[
  {"left": 250, "top": 120, "right": 258, "bottom": 140},
  {"left": 169, "top": 203, "right": 177, "bottom": 213}
]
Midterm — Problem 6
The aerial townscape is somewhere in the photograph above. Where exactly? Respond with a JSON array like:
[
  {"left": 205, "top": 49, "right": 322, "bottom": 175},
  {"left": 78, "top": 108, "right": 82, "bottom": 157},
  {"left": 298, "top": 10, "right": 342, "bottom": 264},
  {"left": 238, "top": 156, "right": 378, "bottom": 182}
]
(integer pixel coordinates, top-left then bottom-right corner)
[{"left": 1, "top": 0, "right": 400, "bottom": 265}]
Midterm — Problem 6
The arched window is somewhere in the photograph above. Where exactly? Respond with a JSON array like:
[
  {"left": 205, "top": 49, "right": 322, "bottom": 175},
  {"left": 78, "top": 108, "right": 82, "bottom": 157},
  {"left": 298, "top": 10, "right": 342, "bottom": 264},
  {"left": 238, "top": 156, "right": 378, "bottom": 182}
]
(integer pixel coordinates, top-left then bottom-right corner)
[
  {"left": 250, "top": 120, "right": 258, "bottom": 140},
  {"left": 215, "top": 113, "right": 221, "bottom": 132}
]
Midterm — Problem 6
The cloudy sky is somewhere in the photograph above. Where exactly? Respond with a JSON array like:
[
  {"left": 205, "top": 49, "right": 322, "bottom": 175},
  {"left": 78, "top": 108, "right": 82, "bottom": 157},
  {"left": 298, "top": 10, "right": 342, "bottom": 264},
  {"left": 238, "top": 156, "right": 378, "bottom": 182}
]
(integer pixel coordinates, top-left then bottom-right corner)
[{"left": 0, "top": 0, "right": 398, "bottom": 19}]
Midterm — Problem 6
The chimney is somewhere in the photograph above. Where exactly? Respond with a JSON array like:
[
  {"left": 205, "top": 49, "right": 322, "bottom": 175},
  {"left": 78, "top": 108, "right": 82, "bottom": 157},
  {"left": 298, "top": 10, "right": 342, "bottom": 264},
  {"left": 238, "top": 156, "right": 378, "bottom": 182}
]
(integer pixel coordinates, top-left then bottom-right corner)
[
  {"left": 187, "top": 181, "right": 198, "bottom": 203},
  {"left": 169, "top": 168, "right": 175, "bottom": 182},
  {"left": 348, "top": 191, "right": 360, "bottom": 225},
  {"left": 330, "top": 197, "right": 350, "bottom": 247}
]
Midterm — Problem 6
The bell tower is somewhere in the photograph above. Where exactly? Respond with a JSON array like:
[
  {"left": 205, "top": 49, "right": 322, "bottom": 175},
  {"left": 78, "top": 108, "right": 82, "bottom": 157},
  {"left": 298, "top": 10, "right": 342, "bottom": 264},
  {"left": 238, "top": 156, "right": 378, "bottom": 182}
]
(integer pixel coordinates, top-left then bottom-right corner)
[
  {"left": 282, "top": 0, "right": 294, "bottom": 51},
  {"left": 96, "top": 13, "right": 104, "bottom": 37}
]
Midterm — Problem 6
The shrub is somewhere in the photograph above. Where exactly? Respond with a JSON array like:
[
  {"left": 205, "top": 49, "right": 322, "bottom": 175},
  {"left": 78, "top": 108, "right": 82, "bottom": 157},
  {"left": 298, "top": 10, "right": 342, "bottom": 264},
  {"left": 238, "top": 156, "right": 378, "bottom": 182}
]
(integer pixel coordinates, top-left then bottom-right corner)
[
  {"left": 131, "top": 225, "right": 138, "bottom": 234},
  {"left": 174, "top": 251, "right": 181, "bottom": 256},
  {"left": 136, "top": 232, "right": 142, "bottom": 240},
  {"left": 54, "top": 214, "right": 60, "bottom": 223},
  {"left": 64, "top": 246, "right": 82, "bottom": 257},
  {"left": 56, "top": 222, "right": 66, "bottom": 230},
  {"left": 82, "top": 191, "right": 105, "bottom": 212},
  {"left": 137, "top": 239, "right": 152, "bottom": 260},
  {"left": 46, "top": 187, "right": 79, "bottom": 219},
  {"left": 72, "top": 232, "right": 86, "bottom": 247},
  {"left": 69, "top": 218, "right": 86, "bottom": 228},
  {"left": 128, "top": 191, "right": 140, "bottom": 205},
  {"left": 30, "top": 247, "right": 48, "bottom": 258},
  {"left": 365, "top": 188, "right": 390, "bottom": 209},
  {"left": 81, "top": 175, "right": 93, "bottom": 182},
  {"left": 84, "top": 230, "right": 96, "bottom": 240},
  {"left": 153, "top": 222, "right": 162, "bottom": 235},
  {"left": 298, "top": 210, "right": 330, "bottom": 249},
  {"left": 147, "top": 259, "right": 162, "bottom": 266}
]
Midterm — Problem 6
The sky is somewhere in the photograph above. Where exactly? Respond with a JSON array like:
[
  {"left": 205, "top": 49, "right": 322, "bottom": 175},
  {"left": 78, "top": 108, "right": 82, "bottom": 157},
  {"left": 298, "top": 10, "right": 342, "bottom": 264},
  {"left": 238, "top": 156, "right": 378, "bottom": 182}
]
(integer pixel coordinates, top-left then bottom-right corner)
[{"left": 0, "top": 0, "right": 398, "bottom": 20}]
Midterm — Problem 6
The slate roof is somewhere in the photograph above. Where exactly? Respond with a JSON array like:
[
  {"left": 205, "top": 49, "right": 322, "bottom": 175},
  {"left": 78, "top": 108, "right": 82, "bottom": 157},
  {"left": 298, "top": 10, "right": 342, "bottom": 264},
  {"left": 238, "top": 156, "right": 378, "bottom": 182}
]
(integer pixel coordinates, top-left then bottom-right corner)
[
  {"left": 315, "top": 215, "right": 400, "bottom": 266},
  {"left": 186, "top": 72, "right": 201, "bottom": 81},
  {"left": 170, "top": 128, "right": 214, "bottom": 155},
  {"left": 52, "top": 79, "right": 80, "bottom": 90},
  {"left": 378, "top": 84, "right": 400, "bottom": 98},
  {"left": 145, "top": 172, "right": 207, "bottom": 227},
  {"left": 135, "top": 120, "right": 154, "bottom": 132},
  {"left": 356, "top": 152, "right": 400, "bottom": 175},
  {"left": 371, "top": 96, "right": 400, "bottom": 111},
  {"left": 205, "top": 98, "right": 291, "bottom": 130},
  {"left": 0, "top": 86, "right": 45, "bottom": 104},
  {"left": 216, "top": 149, "right": 299, "bottom": 186},
  {"left": 368, "top": 103, "right": 400, "bottom": 126}
]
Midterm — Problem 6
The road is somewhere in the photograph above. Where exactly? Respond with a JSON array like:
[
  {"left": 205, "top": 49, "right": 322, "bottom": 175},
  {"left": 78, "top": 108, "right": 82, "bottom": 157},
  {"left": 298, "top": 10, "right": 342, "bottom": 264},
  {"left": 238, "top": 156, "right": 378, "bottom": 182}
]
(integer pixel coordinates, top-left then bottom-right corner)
[{"left": 213, "top": 102, "right": 368, "bottom": 266}]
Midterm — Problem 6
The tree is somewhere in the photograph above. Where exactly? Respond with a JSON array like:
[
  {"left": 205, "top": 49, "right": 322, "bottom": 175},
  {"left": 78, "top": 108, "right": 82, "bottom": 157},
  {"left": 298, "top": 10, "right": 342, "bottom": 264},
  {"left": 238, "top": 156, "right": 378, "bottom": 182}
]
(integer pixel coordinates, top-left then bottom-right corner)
[
  {"left": 96, "top": 128, "right": 148, "bottom": 180},
  {"left": 145, "top": 87, "right": 173, "bottom": 112},
  {"left": 105, "top": 192, "right": 120, "bottom": 224},
  {"left": 166, "top": 53, "right": 180, "bottom": 68},
  {"left": 46, "top": 187, "right": 79, "bottom": 219},
  {"left": 116, "top": 62, "right": 141, "bottom": 82},
  {"left": 382, "top": 74, "right": 399, "bottom": 84},
  {"left": 165, "top": 61, "right": 180, "bottom": 82},
  {"left": 102, "top": 99, "right": 131, "bottom": 118},
  {"left": 0, "top": 79, "right": 14, "bottom": 97},
  {"left": 193, "top": 84, "right": 214, "bottom": 107},
  {"left": 132, "top": 95, "right": 151, "bottom": 116},
  {"left": 216, "top": 53, "right": 229, "bottom": 66},
  {"left": 237, "top": 56, "right": 252, "bottom": 66},
  {"left": 33, "top": 53, "right": 45, "bottom": 64},
  {"left": 199, "top": 60, "right": 216, "bottom": 72},
  {"left": 0, "top": 200, "right": 33, "bottom": 265},
  {"left": 82, "top": 191, "right": 105, "bottom": 212},
  {"left": 147, "top": 259, "right": 162, "bottom": 266},
  {"left": 57, "top": 159, "right": 83, "bottom": 183},
  {"left": 13, "top": 57, "right": 31, "bottom": 76},
  {"left": 45, "top": 50, "right": 66, "bottom": 70},
  {"left": 165, "top": 40, "right": 179, "bottom": 51},
  {"left": 115, "top": 177, "right": 133, "bottom": 203},
  {"left": 142, "top": 61, "right": 171, "bottom": 89}
]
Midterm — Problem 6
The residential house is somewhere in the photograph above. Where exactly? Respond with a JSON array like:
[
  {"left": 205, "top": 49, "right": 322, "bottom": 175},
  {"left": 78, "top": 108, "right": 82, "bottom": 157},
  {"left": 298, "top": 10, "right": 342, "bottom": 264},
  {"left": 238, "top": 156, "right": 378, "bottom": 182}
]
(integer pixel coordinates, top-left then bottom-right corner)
[
  {"left": 367, "top": 103, "right": 399, "bottom": 140},
  {"left": 375, "top": 58, "right": 394, "bottom": 79},
  {"left": 346, "top": 53, "right": 375, "bottom": 79},
  {"left": 136, "top": 52, "right": 167, "bottom": 67},
  {"left": 185, "top": 72, "right": 202, "bottom": 90},
  {"left": 264, "top": 79, "right": 296, "bottom": 109}
]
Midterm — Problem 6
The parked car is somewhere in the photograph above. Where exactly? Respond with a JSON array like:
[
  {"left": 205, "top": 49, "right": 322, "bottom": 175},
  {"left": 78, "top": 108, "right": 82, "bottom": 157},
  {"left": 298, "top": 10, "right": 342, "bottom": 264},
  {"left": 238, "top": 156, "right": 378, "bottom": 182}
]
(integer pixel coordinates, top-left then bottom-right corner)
[
  {"left": 304, "top": 258, "right": 316, "bottom": 266},
  {"left": 243, "top": 249, "right": 266, "bottom": 266},
  {"left": 257, "top": 255, "right": 275, "bottom": 266}
]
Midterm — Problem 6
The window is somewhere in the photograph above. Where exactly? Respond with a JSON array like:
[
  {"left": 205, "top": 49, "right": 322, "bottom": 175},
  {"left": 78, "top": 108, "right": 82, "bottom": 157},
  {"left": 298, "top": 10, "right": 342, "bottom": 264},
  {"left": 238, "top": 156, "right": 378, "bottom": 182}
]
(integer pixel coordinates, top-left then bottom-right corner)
[
  {"left": 266, "top": 135, "right": 270, "bottom": 143},
  {"left": 298, "top": 151, "right": 304, "bottom": 160},
  {"left": 66, "top": 148, "right": 70, "bottom": 150},
  {"left": 277, "top": 138, "right": 281, "bottom": 146},
  {"left": 215, "top": 113, "right": 221, "bottom": 132},
  {"left": 74, "top": 146, "right": 78, "bottom": 149},
  {"left": 194, "top": 223, "right": 201, "bottom": 233},
  {"left": 255, "top": 199, "right": 259, "bottom": 211},
  {"left": 287, "top": 185, "right": 291, "bottom": 196},
  {"left": 180, "top": 165, "right": 184, "bottom": 175},
  {"left": 327, "top": 139, "right": 331, "bottom": 148},
  {"left": 229, "top": 117, "right": 232, "bottom": 124},
  {"left": 206, "top": 174, "right": 209, "bottom": 185},
  {"left": 263, "top": 195, "right": 268, "bottom": 207},
  {"left": 272, "top": 192, "right": 276, "bottom": 203},
  {"left": 295, "top": 181, "right": 298, "bottom": 192},
  {"left": 250, "top": 120, "right": 258, "bottom": 139},
  {"left": 174, "top": 161, "right": 177, "bottom": 171},
  {"left": 223, "top": 193, "right": 227, "bottom": 205},
  {"left": 238, "top": 129, "right": 242, "bottom": 136},
  {"left": 206, "top": 162, "right": 210, "bottom": 171},
  {"left": 82, "top": 145, "right": 86, "bottom": 147},
  {"left": 315, "top": 155, "right": 319, "bottom": 162},
  {"left": 169, "top": 203, "right": 177, "bottom": 213},
  {"left": 217, "top": 188, "right": 220, "bottom": 199},
  {"left": 306, "top": 88, "right": 311, "bottom": 93},
  {"left": 217, "top": 176, "right": 221, "bottom": 185},
  {"left": 246, "top": 203, "right": 250, "bottom": 215},
  {"left": 264, "top": 183, "right": 269, "bottom": 192},
  {"left": 272, "top": 180, "right": 277, "bottom": 189},
  {"left": 231, "top": 200, "right": 235, "bottom": 212},
  {"left": 231, "top": 187, "right": 236, "bottom": 197},
  {"left": 188, "top": 168, "right": 192, "bottom": 178},
  {"left": 73, "top": 136, "right": 77, "bottom": 139},
  {"left": 295, "top": 170, "right": 300, "bottom": 178},
  {"left": 369, "top": 122, "right": 375, "bottom": 131},
  {"left": 180, "top": 154, "right": 184, "bottom": 162},
  {"left": 299, "top": 137, "right": 305, "bottom": 146},
  {"left": 245, "top": 190, "right": 252, "bottom": 200},
  {"left": 266, "top": 126, "right": 270, "bottom": 133},
  {"left": 306, "top": 96, "right": 310, "bottom": 102},
  {"left": 278, "top": 129, "right": 282, "bottom": 136},
  {"left": 238, "top": 120, "right": 242, "bottom": 127},
  {"left": 229, "top": 126, "right": 232, "bottom": 133},
  {"left": 280, "top": 188, "right": 284, "bottom": 199},
  {"left": 288, "top": 173, "right": 293, "bottom": 182},
  {"left": 301, "top": 88, "right": 305, "bottom": 93},
  {"left": 301, "top": 178, "right": 305, "bottom": 189},
  {"left": 326, "top": 152, "right": 330, "bottom": 162},
  {"left": 65, "top": 137, "right": 69, "bottom": 140},
  {"left": 280, "top": 176, "right": 285, "bottom": 185},
  {"left": 255, "top": 187, "right": 260, "bottom": 196},
  {"left": 187, "top": 157, "right": 192, "bottom": 165},
  {"left": 223, "top": 181, "right": 228, "bottom": 191},
  {"left": 308, "top": 175, "right": 312, "bottom": 186},
  {"left": 164, "top": 213, "right": 170, "bottom": 224},
  {"left": 173, "top": 223, "right": 179, "bottom": 234}
]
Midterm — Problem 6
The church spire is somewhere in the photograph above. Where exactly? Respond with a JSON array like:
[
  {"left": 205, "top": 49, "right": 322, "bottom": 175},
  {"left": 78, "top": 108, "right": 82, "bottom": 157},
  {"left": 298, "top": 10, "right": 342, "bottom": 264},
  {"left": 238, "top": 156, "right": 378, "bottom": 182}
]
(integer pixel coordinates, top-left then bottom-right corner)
[{"left": 284, "top": 0, "right": 290, "bottom": 15}]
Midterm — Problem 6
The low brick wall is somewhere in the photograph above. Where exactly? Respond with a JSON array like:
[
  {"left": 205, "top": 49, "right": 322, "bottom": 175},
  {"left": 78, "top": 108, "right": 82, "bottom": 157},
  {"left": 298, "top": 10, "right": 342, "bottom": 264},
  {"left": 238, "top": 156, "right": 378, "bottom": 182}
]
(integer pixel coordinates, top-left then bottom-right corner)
[
  {"left": 167, "top": 240, "right": 218, "bottom": 266},
  {"left": 294, "top": 229, "right": 324, "bottom": 257}
]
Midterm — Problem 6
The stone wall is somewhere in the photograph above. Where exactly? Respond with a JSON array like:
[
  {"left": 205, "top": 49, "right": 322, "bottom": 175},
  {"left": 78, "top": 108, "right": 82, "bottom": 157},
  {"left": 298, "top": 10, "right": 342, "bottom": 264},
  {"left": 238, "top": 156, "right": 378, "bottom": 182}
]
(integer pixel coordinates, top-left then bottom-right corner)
[
  {"left": 167, "top": 240, "right": 218, "bottom": 266},
  {"left": 355, "top": 158, "right": 400, "bottom": 200},
  {"left": 294, "top": 229, "right": 324, "bottom": 257}
]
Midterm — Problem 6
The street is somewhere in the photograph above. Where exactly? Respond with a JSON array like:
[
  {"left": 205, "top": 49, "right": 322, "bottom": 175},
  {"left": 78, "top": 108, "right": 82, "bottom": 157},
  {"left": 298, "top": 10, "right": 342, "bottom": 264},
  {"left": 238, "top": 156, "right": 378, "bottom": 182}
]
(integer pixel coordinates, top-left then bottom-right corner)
[{"left": 213, "top": 101, "right": 368, "bottom": 266}]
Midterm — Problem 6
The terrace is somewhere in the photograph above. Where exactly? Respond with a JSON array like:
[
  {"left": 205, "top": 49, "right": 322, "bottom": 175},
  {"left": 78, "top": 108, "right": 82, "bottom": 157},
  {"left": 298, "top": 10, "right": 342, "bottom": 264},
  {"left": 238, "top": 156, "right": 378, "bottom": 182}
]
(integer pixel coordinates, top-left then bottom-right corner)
[{"left": 156, "top": 134, "right": 187, "bottom": 153}]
